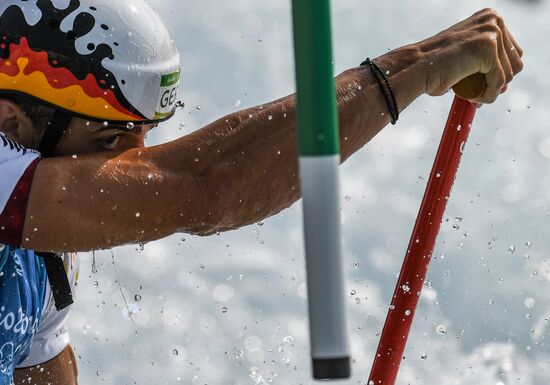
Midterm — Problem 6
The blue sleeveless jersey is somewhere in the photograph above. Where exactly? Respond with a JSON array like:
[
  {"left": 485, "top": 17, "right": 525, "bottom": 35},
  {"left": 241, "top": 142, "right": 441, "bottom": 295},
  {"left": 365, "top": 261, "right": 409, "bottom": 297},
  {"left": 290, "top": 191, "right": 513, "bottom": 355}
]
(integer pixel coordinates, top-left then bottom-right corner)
[{"left": 0, "top": 246, "right": 47, "bottom": 385}]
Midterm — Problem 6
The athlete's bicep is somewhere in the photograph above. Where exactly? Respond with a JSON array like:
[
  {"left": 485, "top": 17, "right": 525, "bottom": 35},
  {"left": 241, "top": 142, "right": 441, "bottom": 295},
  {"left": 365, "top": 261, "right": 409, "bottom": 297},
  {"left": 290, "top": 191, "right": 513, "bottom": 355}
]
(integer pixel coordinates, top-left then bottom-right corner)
[{"left": 21, "top": 146, "right": 206, "bottom": 252}]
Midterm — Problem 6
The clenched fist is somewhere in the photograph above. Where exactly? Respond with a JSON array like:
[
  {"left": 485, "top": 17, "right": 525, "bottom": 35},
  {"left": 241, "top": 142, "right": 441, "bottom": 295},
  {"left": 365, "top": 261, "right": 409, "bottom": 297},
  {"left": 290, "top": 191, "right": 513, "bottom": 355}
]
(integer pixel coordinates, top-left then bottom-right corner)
[{"left": 421, "top": 8, "right": 523, "bottom": 103}]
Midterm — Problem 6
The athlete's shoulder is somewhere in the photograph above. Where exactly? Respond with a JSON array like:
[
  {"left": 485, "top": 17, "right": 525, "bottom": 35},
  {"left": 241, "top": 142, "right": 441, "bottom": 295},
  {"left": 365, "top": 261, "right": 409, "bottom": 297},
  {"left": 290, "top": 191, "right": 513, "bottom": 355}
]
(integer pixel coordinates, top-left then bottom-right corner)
[
  {"left": 0, "top": 133, "right": 40, "bottom": 203},
  {"left": 0, "top": 132, "right": 40, "bottom": 246}
]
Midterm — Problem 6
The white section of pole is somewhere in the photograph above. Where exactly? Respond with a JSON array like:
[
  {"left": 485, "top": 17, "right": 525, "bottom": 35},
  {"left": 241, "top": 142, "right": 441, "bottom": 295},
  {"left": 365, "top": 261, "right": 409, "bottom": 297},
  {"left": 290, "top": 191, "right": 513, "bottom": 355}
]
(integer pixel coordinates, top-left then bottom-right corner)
[{"left": 299, "top": 155, "right": 350, "bottom": 360}]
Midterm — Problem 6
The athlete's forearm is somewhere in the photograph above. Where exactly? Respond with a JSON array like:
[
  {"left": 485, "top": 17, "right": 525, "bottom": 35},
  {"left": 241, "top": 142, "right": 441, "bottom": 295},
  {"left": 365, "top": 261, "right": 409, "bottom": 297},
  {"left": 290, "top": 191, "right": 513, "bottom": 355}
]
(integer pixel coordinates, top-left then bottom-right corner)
[{"left": 167, "top": 44, "right": 427, "bottom": 233}]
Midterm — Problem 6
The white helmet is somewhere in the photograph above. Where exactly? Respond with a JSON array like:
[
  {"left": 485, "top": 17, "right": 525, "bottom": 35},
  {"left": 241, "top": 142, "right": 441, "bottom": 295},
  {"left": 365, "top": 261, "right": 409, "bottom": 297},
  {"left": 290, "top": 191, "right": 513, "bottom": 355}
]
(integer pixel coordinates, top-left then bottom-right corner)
[{"left": 0, "top": 0, "right": 181, "bottom": 124}]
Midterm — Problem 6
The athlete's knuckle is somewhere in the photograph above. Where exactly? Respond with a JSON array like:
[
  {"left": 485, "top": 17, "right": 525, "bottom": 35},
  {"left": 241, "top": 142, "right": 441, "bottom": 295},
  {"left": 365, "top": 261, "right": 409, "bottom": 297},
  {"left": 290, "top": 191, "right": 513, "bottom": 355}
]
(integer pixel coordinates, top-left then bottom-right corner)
[
  {"left": 494, "top": 13, "right": 504, "bottom": 26},
  {"left": 477, "top": 8, "right": 502, "bottom": 27},
  {"left": 478, "top": 31, "right": 499, "bottom": 55},
  {"left": 477, "top": 24, "right": 499, "bottom": 41},
  {"left": 477, "top": 8, "right": 493, "bottom": 16},
  {"left": 485, "top": 8, "right": 501, "bottom": 19}
]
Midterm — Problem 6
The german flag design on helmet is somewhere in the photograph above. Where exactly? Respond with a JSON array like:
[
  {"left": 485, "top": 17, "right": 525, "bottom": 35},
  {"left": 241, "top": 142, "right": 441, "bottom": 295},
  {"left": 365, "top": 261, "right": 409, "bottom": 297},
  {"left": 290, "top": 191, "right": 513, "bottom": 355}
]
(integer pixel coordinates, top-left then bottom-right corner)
[{"left": 0, "top": 0, "right": 181, "bottom": 123}]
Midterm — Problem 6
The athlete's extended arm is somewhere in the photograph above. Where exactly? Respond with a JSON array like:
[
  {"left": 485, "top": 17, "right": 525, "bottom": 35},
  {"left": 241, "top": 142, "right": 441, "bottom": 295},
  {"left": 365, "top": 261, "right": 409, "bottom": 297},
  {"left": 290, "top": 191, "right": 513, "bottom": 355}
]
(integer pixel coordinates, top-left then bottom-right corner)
[{"left": 22, "top": 9, "right": 522, "bottom": 252}]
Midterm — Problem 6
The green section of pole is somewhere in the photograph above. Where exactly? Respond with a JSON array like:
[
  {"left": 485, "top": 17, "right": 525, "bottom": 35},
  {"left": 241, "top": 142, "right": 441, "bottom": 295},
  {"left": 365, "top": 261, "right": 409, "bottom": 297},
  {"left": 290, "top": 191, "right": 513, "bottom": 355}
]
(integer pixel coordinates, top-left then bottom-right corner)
[
  {"left": 291, "top": 0, "right": 351, "bottom": 380},
  {"left": 291, "top": 0, "right": 340, "bottom": 157}
]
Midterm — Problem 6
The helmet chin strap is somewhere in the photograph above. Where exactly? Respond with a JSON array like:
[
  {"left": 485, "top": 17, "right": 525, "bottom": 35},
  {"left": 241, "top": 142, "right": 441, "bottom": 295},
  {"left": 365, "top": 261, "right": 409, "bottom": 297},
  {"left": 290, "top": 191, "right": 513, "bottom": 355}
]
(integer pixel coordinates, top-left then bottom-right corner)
[
  {"left": 36, "top": 109, "right": 76, "bottom": 311},
  {"left": 39, "top": 110, "right": 73, "bottom": 157}
]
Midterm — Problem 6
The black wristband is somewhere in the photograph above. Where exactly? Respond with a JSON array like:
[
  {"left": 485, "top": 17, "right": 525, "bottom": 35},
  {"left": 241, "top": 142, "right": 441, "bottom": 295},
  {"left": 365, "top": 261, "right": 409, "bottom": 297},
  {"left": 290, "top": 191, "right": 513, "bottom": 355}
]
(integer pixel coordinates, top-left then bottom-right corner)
[{"left": 361, "top": 58, "right": 399, "bottom": 125}]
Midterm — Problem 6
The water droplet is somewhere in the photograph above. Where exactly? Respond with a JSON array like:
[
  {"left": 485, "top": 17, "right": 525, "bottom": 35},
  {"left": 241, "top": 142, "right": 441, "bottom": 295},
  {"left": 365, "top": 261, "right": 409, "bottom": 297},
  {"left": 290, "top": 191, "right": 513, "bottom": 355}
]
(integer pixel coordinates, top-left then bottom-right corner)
[
  {"left": 126, "top": 122, "right": 135, "bottom": 130},
  {"left": 172, "top": 349, "right": 179, "bottom": 356},
  {"left": 72, "top": 154, "right": 78, "bottom": 159},
  {"left": 508, "top": 246, "right": 516, "bottom": 254},
  {"left": 135, "top": 212, "right": 141, "bottom": 218},
  {"left": 267, "top": 115, "right": 273, "bottom": 120},
  {"left": 221, "top": 306, "right": 228, "bottom": 314},
  {"left": 134, "top": 294, "right": 142, "bottom": 302},
  {"left": 389, "top": 305, "right": 395, "bottom": 310},
  {"left": 350, "top": 289, "right": 357, "bottom": 296},
  {"left": 402, "top": 284, "right": 411, "bottom": 293},
  {"left": 345, "top": 195, "right": 351, "bottom": 202},
  {"left": 196, "top": 105, "right": 201, "bottom": 111},
  {"left": 524, "top": 297, "right": 535, "bottom": 309},
  {"left": 456, "top": 124, "right": 462, "bottom": 131},
  {"left": 525, "top": 241, "right": 532, "bottom": 248},
  {"left": 235, "top": 100, "right": 242, "bottom": 107},
  {"left": 353, "top": 262, "right": 360, "bottom": 269},
  {"left": 91, "top": 251, "right": 98, "bottom": 274},
  {"left": 405, "top": 309, "right": 411, "bottom": 316},
  {"left": 436, "top": 324, "right": 447, "bottom": 335}
]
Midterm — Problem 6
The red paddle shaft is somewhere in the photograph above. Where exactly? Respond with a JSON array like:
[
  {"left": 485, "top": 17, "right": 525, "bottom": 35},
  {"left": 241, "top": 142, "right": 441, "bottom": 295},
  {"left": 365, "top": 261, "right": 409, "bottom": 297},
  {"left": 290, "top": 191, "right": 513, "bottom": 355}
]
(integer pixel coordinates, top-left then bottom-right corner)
[{"left": 368, "top": 96, "right": 477, "bottom": 385}]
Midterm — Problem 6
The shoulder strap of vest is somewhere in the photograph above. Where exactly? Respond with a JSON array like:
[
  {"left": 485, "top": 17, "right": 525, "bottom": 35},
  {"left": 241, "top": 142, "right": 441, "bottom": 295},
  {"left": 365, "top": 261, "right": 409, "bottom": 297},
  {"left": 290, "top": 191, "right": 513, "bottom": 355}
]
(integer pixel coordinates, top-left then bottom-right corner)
[{"left": 37, "top": 252, "right": 74, "bottom": 311}]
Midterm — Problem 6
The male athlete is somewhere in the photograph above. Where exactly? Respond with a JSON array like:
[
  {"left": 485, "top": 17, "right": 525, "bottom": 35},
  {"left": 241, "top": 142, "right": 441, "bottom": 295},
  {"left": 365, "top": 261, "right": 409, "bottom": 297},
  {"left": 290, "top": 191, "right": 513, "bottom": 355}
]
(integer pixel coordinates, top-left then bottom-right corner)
[{"left": 0, "top": 0, "right": 522, "bottom": 383}]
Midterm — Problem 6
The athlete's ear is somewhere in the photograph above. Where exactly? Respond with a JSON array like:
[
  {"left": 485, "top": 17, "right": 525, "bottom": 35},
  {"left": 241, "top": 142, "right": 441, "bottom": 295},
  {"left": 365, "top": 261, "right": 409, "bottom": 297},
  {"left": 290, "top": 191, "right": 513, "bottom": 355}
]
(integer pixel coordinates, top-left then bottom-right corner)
[{"left": 0, "top": 98, "right": 35, "bottom": 146}]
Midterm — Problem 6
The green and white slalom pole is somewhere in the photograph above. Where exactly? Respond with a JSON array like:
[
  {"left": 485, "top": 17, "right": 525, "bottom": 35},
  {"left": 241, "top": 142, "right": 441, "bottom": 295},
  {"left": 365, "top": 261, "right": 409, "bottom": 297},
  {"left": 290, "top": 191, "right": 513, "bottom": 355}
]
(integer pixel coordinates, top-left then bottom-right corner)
[{"left": 291, "top": 0, "right": 351, "bottom": 380}]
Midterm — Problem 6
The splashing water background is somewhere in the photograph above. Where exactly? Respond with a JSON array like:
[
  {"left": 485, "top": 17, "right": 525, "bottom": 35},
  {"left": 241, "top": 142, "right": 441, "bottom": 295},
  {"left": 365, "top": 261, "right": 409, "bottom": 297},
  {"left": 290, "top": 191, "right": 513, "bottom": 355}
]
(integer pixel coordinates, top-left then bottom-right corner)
[{"left": 71, "top": 0, "right": 550, "bottom": 384}]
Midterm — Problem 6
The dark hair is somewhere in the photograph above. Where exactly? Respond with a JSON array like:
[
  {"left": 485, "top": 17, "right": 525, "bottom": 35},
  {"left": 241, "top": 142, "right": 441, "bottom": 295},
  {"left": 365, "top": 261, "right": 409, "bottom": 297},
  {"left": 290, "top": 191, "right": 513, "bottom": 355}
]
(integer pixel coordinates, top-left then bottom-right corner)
[{"left": 4, "top": 94, "right": 56, "bottom": 135}]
